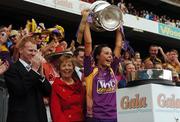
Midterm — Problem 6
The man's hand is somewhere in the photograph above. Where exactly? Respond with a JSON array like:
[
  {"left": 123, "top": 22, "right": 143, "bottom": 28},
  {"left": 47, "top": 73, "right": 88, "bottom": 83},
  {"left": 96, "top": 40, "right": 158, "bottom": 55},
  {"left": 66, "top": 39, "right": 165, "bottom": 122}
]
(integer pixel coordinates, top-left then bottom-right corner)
[
  {"left": 158, "top": 46, "right": 162, "bottom": 50},
  {"left": 31, "top": 52, "right": 44, "bottom": 72},
  {"left": 0, "top": 60, "right": 9, "bottom": 75}
]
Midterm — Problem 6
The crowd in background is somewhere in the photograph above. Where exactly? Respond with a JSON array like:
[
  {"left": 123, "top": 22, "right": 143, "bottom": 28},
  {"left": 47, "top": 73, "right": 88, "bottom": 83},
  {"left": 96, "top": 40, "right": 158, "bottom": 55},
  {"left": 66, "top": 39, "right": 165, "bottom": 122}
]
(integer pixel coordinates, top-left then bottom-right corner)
[
  {"left": 0, "top": 7, "right": 180, "bottom": 122},
  {"left": 81, "top": 0, "right": 180, "bottom": 28},
  {"left": 124, "top": 2, "right": 180, "bottom": 28},
  {"left": 0, "top": 20, "right": 179, "bottom": 80}
]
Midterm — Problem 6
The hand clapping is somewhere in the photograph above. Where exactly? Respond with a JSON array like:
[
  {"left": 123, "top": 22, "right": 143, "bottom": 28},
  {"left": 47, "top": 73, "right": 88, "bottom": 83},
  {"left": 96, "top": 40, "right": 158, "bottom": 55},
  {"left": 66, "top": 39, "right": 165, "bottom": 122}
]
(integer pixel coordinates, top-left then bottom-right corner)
[
  {"left": 31, "top": 52, "right": 44, "bottom": 72},
  {"left": 0, "top": 60, "right": 9, "bottom": 75}
]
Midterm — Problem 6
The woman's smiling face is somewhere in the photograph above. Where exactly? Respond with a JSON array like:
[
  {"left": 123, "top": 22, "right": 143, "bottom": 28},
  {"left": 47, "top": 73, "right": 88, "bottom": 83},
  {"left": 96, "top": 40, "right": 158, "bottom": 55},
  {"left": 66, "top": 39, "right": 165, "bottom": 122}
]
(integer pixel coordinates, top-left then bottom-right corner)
[
  {"left": 97, "top": 47, "right": 113, "bottom": 67},
  {"left": 59, "top": 59, "right": 74, "bottom": 79}
]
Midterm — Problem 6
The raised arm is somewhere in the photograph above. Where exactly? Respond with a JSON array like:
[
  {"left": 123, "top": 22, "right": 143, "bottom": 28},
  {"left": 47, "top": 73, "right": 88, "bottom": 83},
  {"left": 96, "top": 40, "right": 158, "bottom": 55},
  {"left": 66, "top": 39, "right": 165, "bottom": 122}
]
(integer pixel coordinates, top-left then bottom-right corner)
[
  {"left": 114, "top": 28, "right": 123, "bottom": 58},
  {"left": 84, "top": 22, "right": 92, "bottom": 56},
  {"left": 81, "top": 10, "right": 92, "bottom": 56},
  {"left": 158, "top": 46, "right": 168, "bottom": 62}
]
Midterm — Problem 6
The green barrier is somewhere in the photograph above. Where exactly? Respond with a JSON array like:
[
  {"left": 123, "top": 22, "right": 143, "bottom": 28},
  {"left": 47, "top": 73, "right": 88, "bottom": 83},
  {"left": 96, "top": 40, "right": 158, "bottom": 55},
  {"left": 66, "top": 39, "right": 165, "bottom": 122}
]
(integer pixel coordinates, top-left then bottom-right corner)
[{"left": 158, "top": 23, "right": 180, "bottom": 40}]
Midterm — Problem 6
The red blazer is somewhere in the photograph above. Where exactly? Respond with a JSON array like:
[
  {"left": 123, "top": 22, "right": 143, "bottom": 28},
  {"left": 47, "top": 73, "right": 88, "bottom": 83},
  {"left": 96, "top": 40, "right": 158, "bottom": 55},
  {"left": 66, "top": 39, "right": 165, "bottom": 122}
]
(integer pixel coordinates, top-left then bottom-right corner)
[{"left": 50, "top": 78, "right": 85, "bottom": 122}]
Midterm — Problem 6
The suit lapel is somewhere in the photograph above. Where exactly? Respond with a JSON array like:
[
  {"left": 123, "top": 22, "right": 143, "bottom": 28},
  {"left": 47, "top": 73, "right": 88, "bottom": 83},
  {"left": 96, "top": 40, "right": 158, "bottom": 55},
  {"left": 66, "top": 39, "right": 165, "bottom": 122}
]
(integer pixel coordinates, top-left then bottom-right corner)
[{"left": 73, "top": 71, "right": 81, "bottom": 82}]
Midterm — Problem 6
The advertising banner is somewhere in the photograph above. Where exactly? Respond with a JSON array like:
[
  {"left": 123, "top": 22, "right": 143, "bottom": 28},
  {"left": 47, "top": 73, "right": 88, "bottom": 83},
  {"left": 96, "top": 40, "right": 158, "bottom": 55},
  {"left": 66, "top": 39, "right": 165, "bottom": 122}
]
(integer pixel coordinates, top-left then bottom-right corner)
[
  {"left": 24, "top": 0, "right": 90, "bottom": 15},
  {"left": 117, "top": 84, "right": 180, "bottom": 122},
  {"left": 152, "top": 84, "right": 180, "bottom": 122},
  {"left": 158, "top": 23, "right": 180, "bottom": 40},
  {"left": 116, "top": 84, "right": 153, "bottom": 122}
]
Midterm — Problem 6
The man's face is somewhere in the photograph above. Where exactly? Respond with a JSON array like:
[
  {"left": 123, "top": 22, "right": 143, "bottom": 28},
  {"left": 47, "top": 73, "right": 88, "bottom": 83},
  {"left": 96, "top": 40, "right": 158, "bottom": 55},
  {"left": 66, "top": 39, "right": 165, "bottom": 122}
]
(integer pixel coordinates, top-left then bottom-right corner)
[
  {"left": 76, "top": 51, "right": 84, "bottom": 67},
  {"left": 169, "top": 51, "right": 178, "bottom": 61},
  {"left": 10, "top": 35, "right": 18, "bottom": 44},
  {"left": 19, "top": 41, "right": 37, "bottom": 64},
  {"left": 149, "top": 46, "right": 158, "bottom": 57}
]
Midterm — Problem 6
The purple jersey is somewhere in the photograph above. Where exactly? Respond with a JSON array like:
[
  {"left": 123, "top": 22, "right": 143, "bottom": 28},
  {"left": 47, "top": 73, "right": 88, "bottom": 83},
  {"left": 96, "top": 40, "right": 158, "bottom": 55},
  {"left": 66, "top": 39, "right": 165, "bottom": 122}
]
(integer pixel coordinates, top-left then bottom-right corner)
[{"left": 84, "top": 56, "right": 120, "bottom": 119}]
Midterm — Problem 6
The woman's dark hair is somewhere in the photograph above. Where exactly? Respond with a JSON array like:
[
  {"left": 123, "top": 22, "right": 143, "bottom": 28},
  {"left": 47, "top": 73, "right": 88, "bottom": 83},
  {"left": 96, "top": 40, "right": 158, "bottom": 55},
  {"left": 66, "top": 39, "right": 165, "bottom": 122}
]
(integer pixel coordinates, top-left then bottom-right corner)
[{"left": 93, "top": 44, "right": 109, "bottom": 65}]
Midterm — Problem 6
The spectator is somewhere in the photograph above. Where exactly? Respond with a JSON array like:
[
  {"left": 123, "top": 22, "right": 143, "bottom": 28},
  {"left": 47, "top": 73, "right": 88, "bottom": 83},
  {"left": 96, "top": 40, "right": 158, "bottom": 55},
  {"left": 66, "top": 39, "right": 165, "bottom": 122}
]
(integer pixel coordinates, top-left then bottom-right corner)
[
  {"left": 123, "top": 2, "right": 179, "bottom": 28},
  {"left": 122, "top": 50, "right": 132, "bottom": 65},
  {"left": 50, "top": 51, "right": 85, "bottom": 122},
  {"left": 7, "top": 30, "right": 18, "bottom": 48},
  {"left": 118, "top": 62, "right": 135, "bottom": 88},
  {"left": 0, "top": 26, "right": 12, "bottom": 64},
  {"left": 145, "top": 11, "right": 150, "bottom": 20},
  {"left": 73, "top": 47, "right": 85, "bottom": 82},
  {"left": 149, "top": 12, "right": 154, "bottom": 20},
  {"left": 154, "top": 63, "right": 163, "bottom": 69},
  {"left": 153, "top": 15, "right": 159, "bottom": 21},
  {"left": 144, "top": 45, "right": 162, "bottom": 65},
  {"left": 127, "top": 3, "right": 134, "bottom": 14},
  {"left": 132, "top": 51, "right": 141, "bottom": 61},
  {"left": 8, "top": 30, "right": 19, "bottom": 58},
  {"left": 117, "top": 0, "right": 128, "bottom": 14},
  {"left": 167, "top": 49, "right": 180, "bottom": 73},
  {"left": 125, "top": 62, "right": 136, "bottom": 74},
  {"left": 176, "top": 20, "right": 180, "bottom": 28},
  {"left": 144, "top": 59, "right": 154, "bottom": 69},
  {"left": 170, "top": 19, "right": 176, "bottom": 27},
  {"left": 4, "top": 36, "right": 52, "bottom": 122},
  {"left": 133, "top": 58, "right": 142, "bottom": 70}
]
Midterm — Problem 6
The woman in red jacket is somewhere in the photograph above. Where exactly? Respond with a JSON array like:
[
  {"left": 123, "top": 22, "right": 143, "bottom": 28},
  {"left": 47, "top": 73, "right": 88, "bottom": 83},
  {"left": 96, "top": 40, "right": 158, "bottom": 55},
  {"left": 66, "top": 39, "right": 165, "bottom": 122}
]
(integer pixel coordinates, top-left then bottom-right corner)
[{"left": 50, "top": 51, "right": 85, "bottom": 122}]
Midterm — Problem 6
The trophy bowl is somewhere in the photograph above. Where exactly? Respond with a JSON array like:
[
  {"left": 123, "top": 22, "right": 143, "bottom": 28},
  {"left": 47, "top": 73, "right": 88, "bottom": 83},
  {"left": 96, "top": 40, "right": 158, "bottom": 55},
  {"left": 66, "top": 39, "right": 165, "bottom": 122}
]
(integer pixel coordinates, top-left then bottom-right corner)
[{"left": 89, "top": 1, "right": 123, "bottom": 32}]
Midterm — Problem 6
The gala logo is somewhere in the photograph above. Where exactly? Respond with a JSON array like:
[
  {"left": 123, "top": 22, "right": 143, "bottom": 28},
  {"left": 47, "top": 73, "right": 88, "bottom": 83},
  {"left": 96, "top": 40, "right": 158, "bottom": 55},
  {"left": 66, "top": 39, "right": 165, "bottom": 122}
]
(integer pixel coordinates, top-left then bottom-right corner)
[
  {"left": 157, "top": 94, "right": 180, "bottom": 108},
  {"left": 121, "top": 94, "right": 147, "bottom": 109}
]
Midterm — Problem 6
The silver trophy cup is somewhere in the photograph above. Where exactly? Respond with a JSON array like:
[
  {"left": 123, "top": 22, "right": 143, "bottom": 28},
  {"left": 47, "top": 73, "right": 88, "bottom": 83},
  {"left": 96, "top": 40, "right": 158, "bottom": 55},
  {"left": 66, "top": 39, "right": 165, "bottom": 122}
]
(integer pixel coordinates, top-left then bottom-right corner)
[{"left": 89, "top": 1, "right": 123, "bottom": 32}]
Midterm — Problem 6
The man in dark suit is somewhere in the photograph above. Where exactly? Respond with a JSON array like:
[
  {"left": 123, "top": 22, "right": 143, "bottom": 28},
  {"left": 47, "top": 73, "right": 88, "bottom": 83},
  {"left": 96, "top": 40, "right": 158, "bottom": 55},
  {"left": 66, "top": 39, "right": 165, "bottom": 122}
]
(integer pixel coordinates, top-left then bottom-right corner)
[
  {"left": 73, "top": 47, "right": 85, "bottom": 82},
  {"left": 4, "top": 36, "right": 51, "bottom": 122}
]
